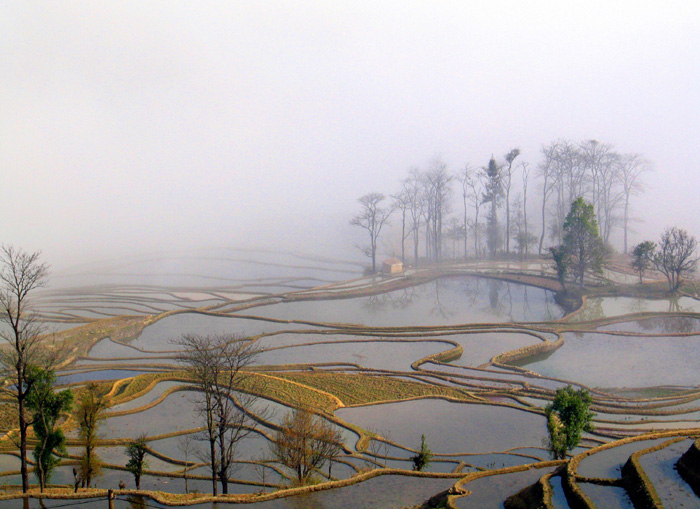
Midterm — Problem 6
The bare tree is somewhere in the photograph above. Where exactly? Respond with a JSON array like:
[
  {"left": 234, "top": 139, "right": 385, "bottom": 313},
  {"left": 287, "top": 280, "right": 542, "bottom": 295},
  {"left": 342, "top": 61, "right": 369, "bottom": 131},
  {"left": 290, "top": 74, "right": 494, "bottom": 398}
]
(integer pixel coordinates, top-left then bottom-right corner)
[
  {"left": 463, "top": 167, "right": 484, "bottom": 256},
  {"left": 520, "top": 161, "right": 531, "bottom": 257},
  {"left": 350, "top": 193, "right": 392, "bottom": 273},
  {"left": 550, "top": 140, "right": 585, "bottom": 244},
  {"left": 175, "top": 333, "right": 261, "bottom": 495},
  {"left": 177, "top": 435, "right": 196, "bottom": 494},
  {"left": 579, "top": 140, "right": 622, "bottom": 244},
  {"left": 0, "top": 246, "right": 51, "bottom": 493},
  {"left": 503, "top": 148, "right": 521, "bottom": 254},
  {"left": 271, "top": 406, "right": 342, "bottom": 486},
  {"left": 653, "top": 227, "right": 698, "bottom": 292},
  {"left": 403, "top": 169, "right": 425, "bottom": 265},
  {"left": 392, "top": 187, "right": 412, "bottom": 265},
  {"left": 457, "top": 164, "right": 479, "bottom": 259},
  {"left": 512, "top": 194, "right": 536, "bottom": 259},
  {"left": 537, "top": 143, "right": 558, "bottom": 255},
  {"left": 422, "top": 159, "right": 453, "bottom": 262},
  {"left": 617, "top": 153, "right": 650, "bottom": 254}
]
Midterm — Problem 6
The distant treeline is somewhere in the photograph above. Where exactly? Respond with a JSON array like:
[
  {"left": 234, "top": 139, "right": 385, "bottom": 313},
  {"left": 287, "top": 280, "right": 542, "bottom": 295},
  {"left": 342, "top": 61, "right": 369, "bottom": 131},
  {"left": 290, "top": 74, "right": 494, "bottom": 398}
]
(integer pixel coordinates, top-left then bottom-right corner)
[{"left": 351, "top": 139, "right": 649, "bottom": 268}]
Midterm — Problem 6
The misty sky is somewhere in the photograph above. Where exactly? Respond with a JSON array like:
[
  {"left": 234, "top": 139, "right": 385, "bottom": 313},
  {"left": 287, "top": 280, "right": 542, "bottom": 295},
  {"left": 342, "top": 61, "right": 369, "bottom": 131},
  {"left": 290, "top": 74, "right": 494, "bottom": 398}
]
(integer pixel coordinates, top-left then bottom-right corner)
[{"left": 2, "top": 2, "right": 699, "bottom": 268}]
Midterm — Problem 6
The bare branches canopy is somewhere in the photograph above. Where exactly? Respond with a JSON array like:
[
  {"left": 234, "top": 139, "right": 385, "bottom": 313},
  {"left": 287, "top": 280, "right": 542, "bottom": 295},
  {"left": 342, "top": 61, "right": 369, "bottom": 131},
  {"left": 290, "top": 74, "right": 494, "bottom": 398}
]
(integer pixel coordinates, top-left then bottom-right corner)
[
  {"left": 654, "top": 227, "right": 698, "bottom": 292},
  {"left": 174, "top": 333, "right": 261, "bottom": 495},
  {"left": 350, "top": 193, "right": 392, "bottom": 273},
  {"left": 355, "top": 138, "right": 650, "bottom": 266},
  {"left": 271, "top": 406, "right": 343, "bottom": 485}
]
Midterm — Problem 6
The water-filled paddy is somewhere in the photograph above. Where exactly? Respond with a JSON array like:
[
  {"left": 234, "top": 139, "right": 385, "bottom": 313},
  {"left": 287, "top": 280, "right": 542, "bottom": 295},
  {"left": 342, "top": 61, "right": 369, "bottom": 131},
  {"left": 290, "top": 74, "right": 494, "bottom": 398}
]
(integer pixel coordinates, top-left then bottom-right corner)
[
  {"left": 572, "top": 296, "right": 700, "bottom": 322},
  {"left": 513, "top": 332, "right": 700, "bottom": 388},
  {"left": 548, "top": 475, "right": 568, "bottom": 508},
  {"left": 336, "top": 399, "right": 546, "bottom": 454},
  {"left": 599, "top": 315, "right": 700, "bottom": 334},
  {"left": 639, "top": 439, "right": 700, "bottom": 507},
  {"left": 109, "top": 380, "right": 186, "bottom": 412},
  {"left": 130, "top": 312, "right": 310, "bottom": 351},
  {"left": 50, "top": 249, "right": 362, "bottom": 289},
  {"left": 244, "top": 277, "right": 562, "bottom": 326},
  {"left": 102, "top": 391, "right": 201, "bottom": 438},
  {"left": 578, "top": 483, "right": 634, "bottom": 508},
  {"left": 255, "top": 339, "right": 449, "bottom": 371},
  {"left": 455, "top": 467, "right": 554, "bottom": 508},
  {"left": 57, "top": 369, "right": 155, "bottom": 384},
  {"left": 237, "top": 475, "right": 457, "bottom": 509},
  {"left": 576, "top": 438, "right": 667, "bottom": 478},
  {"left": 87, "top": 337, "right": 151, "bottom": 358}
]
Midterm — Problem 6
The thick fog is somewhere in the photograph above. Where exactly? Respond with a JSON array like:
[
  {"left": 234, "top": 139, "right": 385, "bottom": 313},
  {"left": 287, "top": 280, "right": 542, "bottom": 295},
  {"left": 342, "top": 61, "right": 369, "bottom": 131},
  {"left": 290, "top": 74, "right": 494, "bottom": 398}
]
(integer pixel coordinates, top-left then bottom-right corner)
[{"left": 2, "top": 2, "right": 699, "bottom": 271}]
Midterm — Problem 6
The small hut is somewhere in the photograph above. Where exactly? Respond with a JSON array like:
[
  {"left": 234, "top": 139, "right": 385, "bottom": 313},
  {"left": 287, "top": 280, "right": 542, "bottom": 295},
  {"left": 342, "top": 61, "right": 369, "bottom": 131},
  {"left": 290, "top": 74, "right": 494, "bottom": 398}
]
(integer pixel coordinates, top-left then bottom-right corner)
[{"left": 381, "top": 257, "right": 404, "bottom": 275}]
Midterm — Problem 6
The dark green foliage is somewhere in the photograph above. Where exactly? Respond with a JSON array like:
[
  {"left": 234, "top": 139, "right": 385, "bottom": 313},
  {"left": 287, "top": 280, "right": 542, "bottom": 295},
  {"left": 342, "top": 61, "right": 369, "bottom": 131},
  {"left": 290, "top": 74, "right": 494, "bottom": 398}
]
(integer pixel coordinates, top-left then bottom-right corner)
[
  {"left": 25, "top": 367, "right": 73, "bottom": 491},
  {"left": 631, "top": 240, "right": 656, "bottom": 283},
  {"left": 545, "top": 386, "right": 594, "bottom": 460},
  {"left": 551, "top": 197, "right": 606, "bottom": 286},
  {"left": 482, "top": 157, "right": 504, "bottom": 259},
  {"left": 549, "top": 245, "right": 570, "bottom": 288},
  {"left": 411, "top": 434, "right": 433, "bottom": 471},
  {"left": 125, "top": 435, "right": 149, "bottom": 490}
]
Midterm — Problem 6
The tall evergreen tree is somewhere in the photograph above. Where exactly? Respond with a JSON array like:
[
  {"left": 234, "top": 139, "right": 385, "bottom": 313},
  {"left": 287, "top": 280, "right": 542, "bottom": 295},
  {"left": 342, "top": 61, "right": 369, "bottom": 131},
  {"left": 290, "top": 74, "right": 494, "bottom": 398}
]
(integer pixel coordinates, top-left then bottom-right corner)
[{"left": 482, "top": 157, "right": 504, "bottom": 259}]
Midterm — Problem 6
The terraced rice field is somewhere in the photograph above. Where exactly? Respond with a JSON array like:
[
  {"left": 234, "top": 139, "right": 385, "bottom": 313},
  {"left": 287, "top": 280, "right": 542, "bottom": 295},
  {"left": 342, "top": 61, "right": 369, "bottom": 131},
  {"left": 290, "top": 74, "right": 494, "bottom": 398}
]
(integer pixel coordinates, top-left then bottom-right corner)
[{"left": 1, "top": 248, "right": 698, "bottom": 507}]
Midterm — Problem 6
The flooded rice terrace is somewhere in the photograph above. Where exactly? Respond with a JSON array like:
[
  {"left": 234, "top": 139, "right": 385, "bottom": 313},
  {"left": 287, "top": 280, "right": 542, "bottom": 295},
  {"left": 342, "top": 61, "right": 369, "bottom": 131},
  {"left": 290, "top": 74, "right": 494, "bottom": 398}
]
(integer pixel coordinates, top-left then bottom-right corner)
[{"left": 5, "top": 248, "right": 700, "bottom": 507}]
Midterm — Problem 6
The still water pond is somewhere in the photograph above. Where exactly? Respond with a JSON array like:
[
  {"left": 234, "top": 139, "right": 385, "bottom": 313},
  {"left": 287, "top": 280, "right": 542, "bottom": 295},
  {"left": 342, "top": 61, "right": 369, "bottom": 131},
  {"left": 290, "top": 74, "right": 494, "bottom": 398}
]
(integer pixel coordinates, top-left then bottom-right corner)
[
  {"left": 572, "top": 296, "right": 700, "bottom": 322},
  {"left": 513, "top": 332, "right": 700, "bottom": 389},
  {"left": 244, "top": 277, "right": 562, "bottom": 326},
  {"left": 336, "top": 399, "right": 546, "bottom": 454}
]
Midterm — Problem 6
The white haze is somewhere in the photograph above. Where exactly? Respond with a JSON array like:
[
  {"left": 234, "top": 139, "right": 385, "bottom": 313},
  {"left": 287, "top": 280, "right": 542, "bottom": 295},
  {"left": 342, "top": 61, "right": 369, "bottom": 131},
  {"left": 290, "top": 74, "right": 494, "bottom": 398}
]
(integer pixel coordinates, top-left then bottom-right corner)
[{"left": 2, "top": 2, "right": 699, "bottom": 271}]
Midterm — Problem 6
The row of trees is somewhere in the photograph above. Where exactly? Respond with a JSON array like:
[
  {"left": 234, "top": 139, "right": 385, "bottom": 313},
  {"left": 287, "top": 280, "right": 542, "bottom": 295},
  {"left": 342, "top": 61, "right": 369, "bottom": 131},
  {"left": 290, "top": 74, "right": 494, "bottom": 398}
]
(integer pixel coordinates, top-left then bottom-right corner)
[
  {"left": 547, "top": 198, "right": 698, "bottom": 292},
  {"left": 632, "top": 227, "right": 698, "bottom": 291},
  {"left": 351, "top": 140, "right": 650, "bottom": 271},
  {"left": 175, "top": 332, "right": 347, "bottom": 491},
  {"left": 0, "top": 246, "right": 108, "bottom": 492},
  {"left": 0, "top": 245, "right": 344, "bottom": 492}
]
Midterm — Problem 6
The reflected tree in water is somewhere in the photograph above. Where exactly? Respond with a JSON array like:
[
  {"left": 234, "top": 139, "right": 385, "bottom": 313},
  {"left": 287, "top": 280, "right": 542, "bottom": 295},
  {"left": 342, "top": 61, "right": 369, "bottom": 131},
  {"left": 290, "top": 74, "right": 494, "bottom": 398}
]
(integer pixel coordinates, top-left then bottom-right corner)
[
  {"left": 430, "top": 280, "right": 454, "bottom": 320},
  {"left": 361, "top": 294, "right": 390, "bottom": 315},
  {"left": 630, "top": 314, "right": 698, "bottom": 334},
  {"left": 390, "top": 286, "right": 416, "bottom": 310}
]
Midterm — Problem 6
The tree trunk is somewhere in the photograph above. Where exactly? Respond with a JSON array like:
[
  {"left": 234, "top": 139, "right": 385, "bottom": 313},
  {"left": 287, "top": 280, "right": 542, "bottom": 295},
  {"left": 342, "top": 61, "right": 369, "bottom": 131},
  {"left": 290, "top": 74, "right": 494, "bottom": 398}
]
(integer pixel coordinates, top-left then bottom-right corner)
[
  {"left": 413, "top": 227, "right": 419, "bottom": 266},
  {"left": 523, "top": 179, "right": 529, "bottom": 258},
  {"left": 400, "top": 212, "right": 406, "bottom": 264},
  {"left": 85, "top": 445, "right": 92, "bottom": 487},
  {"left": 210, "top": 439, "right": 217, "bottom": 496},
  {"left": 539, "top": 186, "right": 547, "bottom": 257},
  {"left": 506, "top": 188, "right": 511, "bottom": 254},
  {"left": 220, "top": 471, "right": 228, "bottom": 494},
  {"left": 18, "top": 370, "right": 29, "bottom": 493},
  {"left": 463, "top": 193, "right": 468, "bottom": 259},
  {"left": 623, "top": 197, "right": 630, "bottom": 254}
]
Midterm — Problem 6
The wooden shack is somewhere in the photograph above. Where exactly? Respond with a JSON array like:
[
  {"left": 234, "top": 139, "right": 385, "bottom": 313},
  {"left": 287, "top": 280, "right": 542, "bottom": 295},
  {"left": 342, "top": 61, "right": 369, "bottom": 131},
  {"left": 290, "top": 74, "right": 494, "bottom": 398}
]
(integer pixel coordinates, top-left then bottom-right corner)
[{"left": 381, "top": 257, "right": 404, "bottom": 275}]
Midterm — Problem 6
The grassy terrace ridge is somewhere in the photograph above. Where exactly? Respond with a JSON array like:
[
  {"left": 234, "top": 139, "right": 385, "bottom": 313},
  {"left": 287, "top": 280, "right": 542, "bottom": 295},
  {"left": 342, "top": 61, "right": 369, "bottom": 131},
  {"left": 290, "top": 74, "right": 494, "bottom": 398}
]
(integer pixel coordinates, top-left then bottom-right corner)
[{"left": 273, "top": 372, "right": 476, "bottom": 407}]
